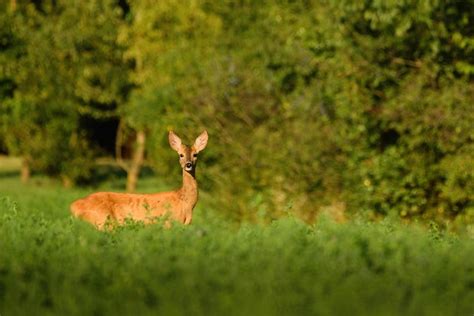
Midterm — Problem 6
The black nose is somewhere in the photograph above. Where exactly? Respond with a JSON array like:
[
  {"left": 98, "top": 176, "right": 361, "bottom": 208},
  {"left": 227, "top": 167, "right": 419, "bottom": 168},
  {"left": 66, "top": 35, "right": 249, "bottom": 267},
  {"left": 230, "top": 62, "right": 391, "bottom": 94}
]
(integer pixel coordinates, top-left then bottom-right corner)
[{"left": 185, "top": 162, "right": 192, "bottom": 168}]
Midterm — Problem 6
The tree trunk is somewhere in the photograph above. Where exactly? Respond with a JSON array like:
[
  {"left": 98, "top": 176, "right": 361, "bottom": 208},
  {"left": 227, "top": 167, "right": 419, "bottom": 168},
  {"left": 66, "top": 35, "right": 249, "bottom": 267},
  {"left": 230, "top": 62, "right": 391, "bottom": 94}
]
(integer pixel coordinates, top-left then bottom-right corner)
[
  {"left": 126, "top": 130, "right": 146, "bottom": 192},
  {"left": 20, "top": 157, "right": 30, "bottom": 184}
]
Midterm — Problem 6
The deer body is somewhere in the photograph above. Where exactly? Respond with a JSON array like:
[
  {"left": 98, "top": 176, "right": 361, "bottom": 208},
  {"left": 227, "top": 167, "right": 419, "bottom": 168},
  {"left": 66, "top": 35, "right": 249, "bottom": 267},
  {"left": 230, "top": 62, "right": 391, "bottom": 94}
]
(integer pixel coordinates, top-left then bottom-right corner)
[{"left": 70, "top": 130, "right": 208, "bottom": 229}]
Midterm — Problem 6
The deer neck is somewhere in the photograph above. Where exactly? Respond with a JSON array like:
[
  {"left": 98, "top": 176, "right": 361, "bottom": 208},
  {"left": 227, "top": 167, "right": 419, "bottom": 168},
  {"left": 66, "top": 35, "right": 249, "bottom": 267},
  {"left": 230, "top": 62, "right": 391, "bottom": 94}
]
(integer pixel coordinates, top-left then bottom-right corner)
[{"left": 179, "top": 169, "right": 198, "bottom": 208}]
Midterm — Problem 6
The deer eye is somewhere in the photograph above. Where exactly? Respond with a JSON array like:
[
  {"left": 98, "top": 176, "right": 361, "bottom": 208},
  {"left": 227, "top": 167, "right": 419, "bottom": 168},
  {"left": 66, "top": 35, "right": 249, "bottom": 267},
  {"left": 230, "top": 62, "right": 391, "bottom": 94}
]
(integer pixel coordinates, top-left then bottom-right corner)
[
  {"left": 179, "top": 154, "right": 184, "bottom": 158},
  {"left": 193, "top": 153, "right": 198, "bottom": 157}
]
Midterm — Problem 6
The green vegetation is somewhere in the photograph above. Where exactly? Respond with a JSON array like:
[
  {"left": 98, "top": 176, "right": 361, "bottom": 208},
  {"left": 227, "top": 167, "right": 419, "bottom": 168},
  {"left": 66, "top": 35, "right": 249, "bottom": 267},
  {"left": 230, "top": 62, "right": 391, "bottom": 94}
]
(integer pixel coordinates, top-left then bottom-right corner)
[
  {"left": 0, "top": 0, "right": 473, "bottom": 312},
  {"left": 1, "top": 172, "right": 474, "bottom": 315},
  {"left": 0, "top": 0, "right": 472, "bottom": 227}
]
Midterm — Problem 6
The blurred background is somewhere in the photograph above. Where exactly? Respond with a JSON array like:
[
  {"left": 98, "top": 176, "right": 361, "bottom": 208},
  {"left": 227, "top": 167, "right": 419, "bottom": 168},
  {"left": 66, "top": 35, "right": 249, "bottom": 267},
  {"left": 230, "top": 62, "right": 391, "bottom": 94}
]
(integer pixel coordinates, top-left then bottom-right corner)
[{"left": 0, "top": 0, "right": 472, "bottom": 228}]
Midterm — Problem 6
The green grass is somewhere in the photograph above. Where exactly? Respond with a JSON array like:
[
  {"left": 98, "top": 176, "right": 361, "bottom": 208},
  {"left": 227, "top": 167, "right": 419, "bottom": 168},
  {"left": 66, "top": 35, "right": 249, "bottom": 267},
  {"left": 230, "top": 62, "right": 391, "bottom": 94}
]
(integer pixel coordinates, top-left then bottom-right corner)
[{"left": 1, "top": 160, "right": 474, "bottom": 315}]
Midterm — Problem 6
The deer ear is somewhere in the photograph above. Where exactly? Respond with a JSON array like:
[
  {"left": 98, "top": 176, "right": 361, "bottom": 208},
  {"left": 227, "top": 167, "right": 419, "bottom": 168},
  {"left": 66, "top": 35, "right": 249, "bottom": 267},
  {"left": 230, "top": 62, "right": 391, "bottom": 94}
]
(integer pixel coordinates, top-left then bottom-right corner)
[
  {"left": 169, "top": 131, "right": 182, "bottom": 152},
  {"left": 193, "top": 130, "right": 208, "bottom": 153}
]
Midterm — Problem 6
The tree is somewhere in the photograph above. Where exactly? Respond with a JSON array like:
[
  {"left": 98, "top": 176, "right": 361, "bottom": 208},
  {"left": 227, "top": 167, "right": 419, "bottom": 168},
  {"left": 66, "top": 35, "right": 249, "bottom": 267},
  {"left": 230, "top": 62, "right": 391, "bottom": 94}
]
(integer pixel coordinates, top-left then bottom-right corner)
[
  {"left": 0, "top": 0, "right": 129, "bottom": 185},
  {"left": 116, "top": 0, "right": 222, "bottom": 192}
]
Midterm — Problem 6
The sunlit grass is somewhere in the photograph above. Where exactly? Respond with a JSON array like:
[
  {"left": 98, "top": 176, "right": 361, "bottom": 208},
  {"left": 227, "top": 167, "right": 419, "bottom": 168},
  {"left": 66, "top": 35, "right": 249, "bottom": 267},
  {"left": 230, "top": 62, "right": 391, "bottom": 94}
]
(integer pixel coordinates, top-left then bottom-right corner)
[
  {"left": 1, "top": 157, "right": 473, "bottom": 315},
  {"left": 0, "top": 155, "right": 21, "bottom": 173}
]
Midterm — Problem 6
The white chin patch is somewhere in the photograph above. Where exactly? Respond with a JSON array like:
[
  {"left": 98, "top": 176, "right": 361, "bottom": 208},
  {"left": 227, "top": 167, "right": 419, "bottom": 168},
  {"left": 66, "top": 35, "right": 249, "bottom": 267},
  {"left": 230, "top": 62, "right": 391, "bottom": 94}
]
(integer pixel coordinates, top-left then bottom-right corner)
[{"left": 185, "top": 167, "right": 193, "bottom": 171}]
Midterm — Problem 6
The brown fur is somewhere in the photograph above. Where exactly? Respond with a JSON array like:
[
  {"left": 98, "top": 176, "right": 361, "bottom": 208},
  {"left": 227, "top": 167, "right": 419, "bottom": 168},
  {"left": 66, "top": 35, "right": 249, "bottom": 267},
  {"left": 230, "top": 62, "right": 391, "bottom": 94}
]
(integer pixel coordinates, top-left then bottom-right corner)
[{"left": 70, "top": 130, "right": 208, "bottom": 229}]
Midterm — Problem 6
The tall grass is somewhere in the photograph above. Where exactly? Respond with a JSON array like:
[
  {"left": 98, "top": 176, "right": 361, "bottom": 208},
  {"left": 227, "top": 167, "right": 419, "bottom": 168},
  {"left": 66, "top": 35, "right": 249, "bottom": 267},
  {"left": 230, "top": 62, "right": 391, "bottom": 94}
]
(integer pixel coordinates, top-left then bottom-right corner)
[{"left": 1, "top": 174, "right": 473, "bottom": 315}]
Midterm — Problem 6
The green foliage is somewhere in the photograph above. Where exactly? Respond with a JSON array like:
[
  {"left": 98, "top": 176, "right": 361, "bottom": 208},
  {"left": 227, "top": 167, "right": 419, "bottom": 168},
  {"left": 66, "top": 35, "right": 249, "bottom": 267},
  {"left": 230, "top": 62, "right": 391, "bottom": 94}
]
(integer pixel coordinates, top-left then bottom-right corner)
[
  {"left": 117, "top": 0, "right": 221, "bottom": 130},
  {"left": 354, "top": 78, "right": 474, "bottom": 221},
  {"left": 0, "top": 184, "right": 474, "bottom": 315},
  {"left": 0, "top": 0, "right": 128, "bottom": 183},
  {"left": 0, "top": 0, "right": 473, "bottom": 224}
]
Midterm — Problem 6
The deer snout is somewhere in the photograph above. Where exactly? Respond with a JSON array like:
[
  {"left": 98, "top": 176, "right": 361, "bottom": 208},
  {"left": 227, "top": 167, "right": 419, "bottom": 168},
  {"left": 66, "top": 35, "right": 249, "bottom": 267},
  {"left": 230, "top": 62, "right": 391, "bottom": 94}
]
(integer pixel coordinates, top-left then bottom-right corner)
[{"left": 185, "top": 162, "right": 193, "bottom": 171}]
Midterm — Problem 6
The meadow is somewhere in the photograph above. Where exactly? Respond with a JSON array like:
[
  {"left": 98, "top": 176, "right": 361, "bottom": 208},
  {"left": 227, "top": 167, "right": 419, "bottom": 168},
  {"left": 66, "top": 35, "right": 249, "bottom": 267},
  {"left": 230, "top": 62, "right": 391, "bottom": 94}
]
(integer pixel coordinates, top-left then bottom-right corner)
[
  {"left": 1, "top": 158, "right": 473, "bottom": 316},
  {"left": 2, "top": 2, "right": 473, "bottom": 315}
]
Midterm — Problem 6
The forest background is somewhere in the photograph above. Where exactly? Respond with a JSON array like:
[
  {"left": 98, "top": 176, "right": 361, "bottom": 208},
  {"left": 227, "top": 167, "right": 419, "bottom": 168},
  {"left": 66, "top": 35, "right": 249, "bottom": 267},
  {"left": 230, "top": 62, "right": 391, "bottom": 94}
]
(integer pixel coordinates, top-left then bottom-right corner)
[{"left": 0, "top": 0, "right": 473, "bottom": 230}]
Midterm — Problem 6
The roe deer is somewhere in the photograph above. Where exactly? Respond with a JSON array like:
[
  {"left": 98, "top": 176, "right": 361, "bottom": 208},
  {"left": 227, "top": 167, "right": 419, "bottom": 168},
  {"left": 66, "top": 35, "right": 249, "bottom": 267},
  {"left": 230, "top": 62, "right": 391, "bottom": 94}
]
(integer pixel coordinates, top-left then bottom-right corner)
[{"left": 70, "top": 130, "right": 208, "bottom": 229}]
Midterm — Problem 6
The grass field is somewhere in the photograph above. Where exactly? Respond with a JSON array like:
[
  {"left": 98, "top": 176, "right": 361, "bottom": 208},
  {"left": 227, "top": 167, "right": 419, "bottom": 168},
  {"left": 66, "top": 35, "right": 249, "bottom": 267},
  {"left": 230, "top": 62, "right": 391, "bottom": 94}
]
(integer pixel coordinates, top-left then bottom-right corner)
[{"left": 1, "top": 158, "right": 474, "bottom": 315}]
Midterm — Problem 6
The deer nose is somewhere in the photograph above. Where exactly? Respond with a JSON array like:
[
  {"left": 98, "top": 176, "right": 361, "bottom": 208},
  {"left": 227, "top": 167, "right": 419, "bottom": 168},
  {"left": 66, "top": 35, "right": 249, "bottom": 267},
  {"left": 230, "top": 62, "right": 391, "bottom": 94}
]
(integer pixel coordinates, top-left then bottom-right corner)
[{"left": 185, "top": 162, "right": 192, "bottom": 169}]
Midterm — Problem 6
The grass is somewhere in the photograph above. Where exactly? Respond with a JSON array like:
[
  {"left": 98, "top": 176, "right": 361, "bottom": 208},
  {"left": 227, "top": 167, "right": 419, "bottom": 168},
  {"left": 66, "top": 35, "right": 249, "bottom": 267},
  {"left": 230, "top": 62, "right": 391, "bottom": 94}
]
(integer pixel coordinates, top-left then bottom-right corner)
[{"left": 1, "top": 158, "right": 474, "bottom": 315}]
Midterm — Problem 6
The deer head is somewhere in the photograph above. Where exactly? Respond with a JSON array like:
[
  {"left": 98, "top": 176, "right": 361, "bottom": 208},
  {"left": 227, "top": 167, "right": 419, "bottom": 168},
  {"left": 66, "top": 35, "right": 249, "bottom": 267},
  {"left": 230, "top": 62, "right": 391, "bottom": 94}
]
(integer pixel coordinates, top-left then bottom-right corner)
[{"left": 169, "top": 130, "right": 208, "bottom": 173}]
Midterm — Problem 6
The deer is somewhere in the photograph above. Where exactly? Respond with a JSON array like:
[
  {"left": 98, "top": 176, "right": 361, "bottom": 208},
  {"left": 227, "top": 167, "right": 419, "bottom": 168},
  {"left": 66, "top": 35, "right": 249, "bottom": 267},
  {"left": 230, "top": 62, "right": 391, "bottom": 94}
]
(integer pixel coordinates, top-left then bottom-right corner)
[{"left": 70, "top": 130, "right": 208, "bottom": 229}]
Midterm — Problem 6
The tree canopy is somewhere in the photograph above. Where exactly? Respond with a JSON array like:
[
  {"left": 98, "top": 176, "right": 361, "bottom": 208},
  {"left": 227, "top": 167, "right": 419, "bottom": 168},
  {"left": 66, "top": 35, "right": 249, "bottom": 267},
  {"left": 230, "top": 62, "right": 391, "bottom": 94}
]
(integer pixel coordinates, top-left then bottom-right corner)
[{"left": 0, "top": 0, "right": 473, "bottom": 227}]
